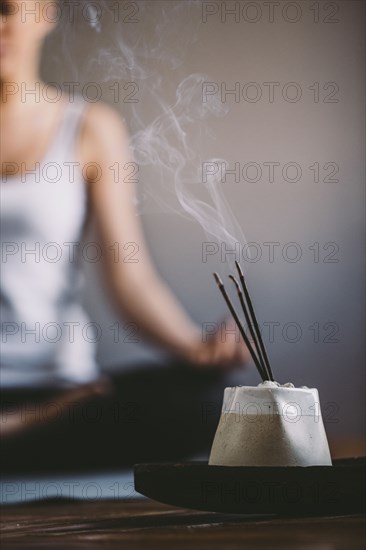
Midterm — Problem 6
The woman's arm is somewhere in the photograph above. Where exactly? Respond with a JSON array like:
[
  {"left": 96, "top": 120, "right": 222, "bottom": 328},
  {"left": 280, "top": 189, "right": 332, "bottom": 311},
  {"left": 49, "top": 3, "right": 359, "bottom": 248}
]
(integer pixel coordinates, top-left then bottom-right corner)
[{"left": 79, "top": 102, "right": 248, "bottom": 368}]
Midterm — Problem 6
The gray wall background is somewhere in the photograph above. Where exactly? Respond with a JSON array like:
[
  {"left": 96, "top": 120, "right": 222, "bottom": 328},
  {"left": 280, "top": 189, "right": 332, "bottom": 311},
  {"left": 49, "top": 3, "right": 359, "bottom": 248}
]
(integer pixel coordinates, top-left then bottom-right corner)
[{"left": 43, "top": 0, "right": 365, "bottom": 439}]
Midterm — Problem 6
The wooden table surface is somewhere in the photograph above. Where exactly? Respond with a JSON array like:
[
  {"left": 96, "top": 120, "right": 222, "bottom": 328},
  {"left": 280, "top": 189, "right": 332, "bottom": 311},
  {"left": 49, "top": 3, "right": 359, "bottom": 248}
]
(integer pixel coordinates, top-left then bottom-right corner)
[{"left": 0, "top": 498, "right": 365, "bottom": 550}]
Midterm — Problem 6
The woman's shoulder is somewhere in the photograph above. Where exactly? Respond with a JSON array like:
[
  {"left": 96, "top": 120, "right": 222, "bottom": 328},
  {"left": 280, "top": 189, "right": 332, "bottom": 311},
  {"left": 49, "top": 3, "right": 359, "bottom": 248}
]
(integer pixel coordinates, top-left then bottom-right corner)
[
  {"left": 79, "top": 98, "right": 127, "bottom": 135},
  {"left": 74, "top": 98, "right": 130, "bottom": 164}
]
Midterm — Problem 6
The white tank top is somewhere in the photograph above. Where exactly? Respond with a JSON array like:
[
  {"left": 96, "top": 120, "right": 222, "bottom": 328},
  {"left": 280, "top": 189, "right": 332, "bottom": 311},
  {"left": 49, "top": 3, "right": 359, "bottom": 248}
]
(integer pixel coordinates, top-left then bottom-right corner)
[{"left": 0, "top": 96, "right": 100, "bottom": 388}]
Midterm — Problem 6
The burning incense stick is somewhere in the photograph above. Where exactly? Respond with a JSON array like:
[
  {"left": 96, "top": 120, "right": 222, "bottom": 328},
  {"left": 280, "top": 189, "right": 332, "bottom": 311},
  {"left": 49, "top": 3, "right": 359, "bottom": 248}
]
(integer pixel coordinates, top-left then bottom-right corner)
[
  {"left": 228, "top": 274, "right": 269, "bottom": 379},
  {"left": 234, "top": 261, "right": 274, "bottom": 382},
  {"left": 213, "top": 273, "right": 267, "bottom": 381}
]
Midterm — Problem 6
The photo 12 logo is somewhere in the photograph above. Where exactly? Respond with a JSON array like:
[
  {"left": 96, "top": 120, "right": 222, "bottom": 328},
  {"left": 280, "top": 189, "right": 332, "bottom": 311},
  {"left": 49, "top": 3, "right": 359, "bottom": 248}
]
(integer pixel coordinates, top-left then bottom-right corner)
[
  {"left": 202, "top": 81, "right": 340, "bottom": 104},
  {"left": 201, "top": 241, "right": 340, "bottom": 264},
  {"left": 201, "top": 2, "right": 341, "bottom": 25},
  {"left": 0, "top": 1, "right": 140, "bottom": 25}
]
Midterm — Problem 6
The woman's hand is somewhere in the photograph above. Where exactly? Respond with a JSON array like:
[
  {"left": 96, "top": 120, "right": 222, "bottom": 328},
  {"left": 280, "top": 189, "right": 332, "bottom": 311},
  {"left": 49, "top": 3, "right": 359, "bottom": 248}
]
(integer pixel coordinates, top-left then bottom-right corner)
[
  {"left": 0, "top": 375, "right": 113, "bottom": 439},
  {"left": 186, "top": 317, "right": 251, "bottom": 369}
]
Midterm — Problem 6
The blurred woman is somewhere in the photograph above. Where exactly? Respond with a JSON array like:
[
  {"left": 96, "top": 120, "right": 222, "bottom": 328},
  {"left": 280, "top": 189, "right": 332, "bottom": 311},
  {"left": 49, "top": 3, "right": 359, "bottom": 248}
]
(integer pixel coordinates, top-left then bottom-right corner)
[{"left": 0, "top": 0, "right": 249, "bottom": 470}]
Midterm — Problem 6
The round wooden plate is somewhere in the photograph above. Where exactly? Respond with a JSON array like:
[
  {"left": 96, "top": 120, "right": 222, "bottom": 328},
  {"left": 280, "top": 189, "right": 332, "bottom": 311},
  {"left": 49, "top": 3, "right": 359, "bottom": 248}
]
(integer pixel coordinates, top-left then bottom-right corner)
[{"left": 134, "top": 457, "right": 365, "bottom": 515}]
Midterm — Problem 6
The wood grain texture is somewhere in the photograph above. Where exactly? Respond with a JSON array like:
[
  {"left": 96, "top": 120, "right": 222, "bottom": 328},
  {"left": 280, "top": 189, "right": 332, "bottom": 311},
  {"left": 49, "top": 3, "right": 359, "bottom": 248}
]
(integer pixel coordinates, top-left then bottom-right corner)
[{"left": 1, "top": 498, "right": 365, "bottom": 550}]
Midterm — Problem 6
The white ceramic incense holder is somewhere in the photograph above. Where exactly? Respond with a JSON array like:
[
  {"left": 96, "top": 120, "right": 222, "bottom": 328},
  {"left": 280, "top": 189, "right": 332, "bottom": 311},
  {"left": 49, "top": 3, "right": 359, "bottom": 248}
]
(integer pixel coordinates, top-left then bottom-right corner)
[{"left": 208, "top": 382, "right": 332, "bottom": 467}]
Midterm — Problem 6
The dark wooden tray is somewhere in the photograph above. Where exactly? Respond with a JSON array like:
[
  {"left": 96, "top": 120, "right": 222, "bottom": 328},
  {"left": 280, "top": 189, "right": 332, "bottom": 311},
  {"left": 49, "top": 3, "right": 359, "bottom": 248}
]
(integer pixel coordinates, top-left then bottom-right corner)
[{"left": 134, "top": 457, "right": 366, "bottom": 515}]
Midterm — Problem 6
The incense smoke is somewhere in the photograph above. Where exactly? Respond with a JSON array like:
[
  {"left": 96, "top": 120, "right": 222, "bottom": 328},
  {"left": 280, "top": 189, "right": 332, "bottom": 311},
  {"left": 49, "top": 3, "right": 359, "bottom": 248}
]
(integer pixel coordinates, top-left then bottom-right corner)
[{"left": 50, "top": 0, "right": 248, "bottom": 265}]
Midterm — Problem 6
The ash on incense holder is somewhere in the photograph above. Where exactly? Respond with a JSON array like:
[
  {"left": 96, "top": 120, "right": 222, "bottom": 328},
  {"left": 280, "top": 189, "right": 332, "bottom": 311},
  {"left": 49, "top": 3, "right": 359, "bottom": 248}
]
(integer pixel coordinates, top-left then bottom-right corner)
[{"left": 209, "top": 261, "right": 332, "bottom": 467}]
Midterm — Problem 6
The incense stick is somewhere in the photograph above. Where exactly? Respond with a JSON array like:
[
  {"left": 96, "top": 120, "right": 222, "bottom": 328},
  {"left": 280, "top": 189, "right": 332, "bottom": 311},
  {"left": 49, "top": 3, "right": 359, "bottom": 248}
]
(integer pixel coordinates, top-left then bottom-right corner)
[
  {"left": 235, "top": 261, "right": 274, "bottom": 382},
  {"left": 228, "top": 274, "right": 269, "bottom": 379},
  {"left": 213, "top": 273, "right": 267, "bottom": 381}
]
